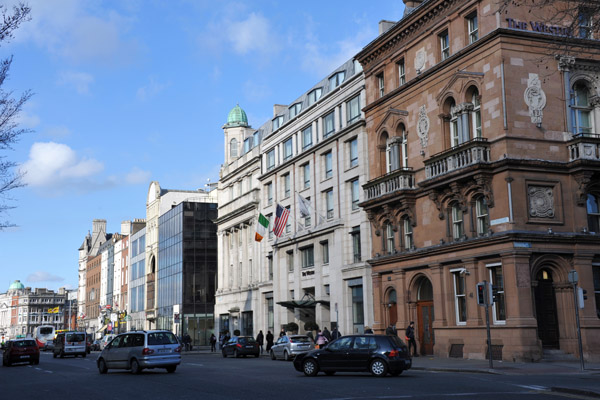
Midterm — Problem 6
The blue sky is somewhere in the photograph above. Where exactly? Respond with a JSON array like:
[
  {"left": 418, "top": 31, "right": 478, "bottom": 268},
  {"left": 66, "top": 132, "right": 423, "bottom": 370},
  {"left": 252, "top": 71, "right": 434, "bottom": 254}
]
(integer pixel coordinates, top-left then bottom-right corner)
[{"left": 0, "top": 0, "right": 404, "bottom": 292}]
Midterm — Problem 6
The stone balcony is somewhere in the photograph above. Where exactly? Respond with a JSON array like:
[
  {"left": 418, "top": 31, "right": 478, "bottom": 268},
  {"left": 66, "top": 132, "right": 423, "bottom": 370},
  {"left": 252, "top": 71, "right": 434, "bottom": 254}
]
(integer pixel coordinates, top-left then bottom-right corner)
[
  {"left": 568, "top": 133, "right": 600, "bottom": 161},
  {"left": 424, "top": 138, "right": 491, "bottom": 180},
  {"left": 363, "top": 168, "right": 415, "bottom": 202},
  {"left": 220, "top": 147, "right": 261, "bottom": 178},
  {"left": 220, "top": 188, "right": 260, "bottom": 216}
]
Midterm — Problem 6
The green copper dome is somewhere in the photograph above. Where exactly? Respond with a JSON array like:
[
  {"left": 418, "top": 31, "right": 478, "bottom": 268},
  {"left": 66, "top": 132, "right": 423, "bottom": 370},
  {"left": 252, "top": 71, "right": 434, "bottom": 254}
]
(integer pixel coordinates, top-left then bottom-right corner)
[
  {"left": 8, "top": 280, "right": 24, "bottom": 290},
  {"left": 225, "top": 104, "right": 249, "bottom": 128}
]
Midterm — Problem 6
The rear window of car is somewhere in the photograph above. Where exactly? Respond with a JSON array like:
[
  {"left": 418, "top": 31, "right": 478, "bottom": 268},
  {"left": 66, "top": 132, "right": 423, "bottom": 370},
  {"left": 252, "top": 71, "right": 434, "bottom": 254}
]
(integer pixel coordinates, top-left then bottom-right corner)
[
  {"left": 67, "top": 333, "right": 85, "bottom": 342},
  {"left": 384, "top": 335, "right": 406, "bottom": 348},
  {"left": 239, "top": 337, "right": 256, "bottom": 344},
  {"left": 291, "top": 337, "right": 311, "bottom": 343},
  {"left": 148, "top": 332, "right": 178, "bottom": 345},
  {"left": 15, "top": 340, "right": 37, "bottom": 347}
]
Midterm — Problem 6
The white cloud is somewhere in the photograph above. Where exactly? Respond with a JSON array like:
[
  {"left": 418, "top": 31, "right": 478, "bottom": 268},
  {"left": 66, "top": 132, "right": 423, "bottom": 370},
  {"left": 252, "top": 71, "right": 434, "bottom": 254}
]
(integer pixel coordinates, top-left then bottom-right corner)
[
  {"left": 20, "top": 142, "right": 104, "bottom": 187},
  {"left": 44, "top": 125, "right": 72, "bottom": 140},
  {"left": 124, "top": 167, "right": 151, "bottom": 184},
  {"left": 15, "top": 109, "right": 41, "bottom": 129},
  {"left": 27, "top": 271, "right": 65, "bottom": 283},
  {"left": 136, "top": 76, "right": 169, "bottom": 101},
  {"left": 57, "top": 70, "right": 94, "bottom": 94}
]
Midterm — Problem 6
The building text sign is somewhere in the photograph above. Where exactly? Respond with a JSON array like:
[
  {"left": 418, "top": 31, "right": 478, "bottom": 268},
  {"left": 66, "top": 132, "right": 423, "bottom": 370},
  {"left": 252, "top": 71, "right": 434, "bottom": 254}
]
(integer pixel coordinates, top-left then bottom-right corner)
[{"left": 506, "top": 18, "right": 571, "bottom": 36}]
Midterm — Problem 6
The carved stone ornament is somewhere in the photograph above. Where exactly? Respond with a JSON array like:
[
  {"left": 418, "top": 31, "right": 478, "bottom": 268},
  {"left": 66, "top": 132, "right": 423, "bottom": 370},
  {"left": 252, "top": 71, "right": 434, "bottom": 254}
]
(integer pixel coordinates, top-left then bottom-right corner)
[
  {"left": 414, "top": 50, "right": 426, "bottom": 74},
  {"left": 528, "top": 186, "right": 555, "bottom": 218},
  {"left": 417, "top": 105, "right": 429, "bottom": 152},
  {"left": 523, "top": 73, "right": 546, "bottom": 126}
]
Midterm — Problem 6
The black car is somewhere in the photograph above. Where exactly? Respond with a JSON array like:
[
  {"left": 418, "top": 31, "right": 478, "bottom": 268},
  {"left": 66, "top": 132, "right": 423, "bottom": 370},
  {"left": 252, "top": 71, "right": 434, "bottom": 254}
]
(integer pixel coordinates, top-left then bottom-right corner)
[
  {"left": 222, "top": 336, "right": 260, "bottom": 358},
  {"left": 293, "top": 334, "right": 411, "bottom": 377}
]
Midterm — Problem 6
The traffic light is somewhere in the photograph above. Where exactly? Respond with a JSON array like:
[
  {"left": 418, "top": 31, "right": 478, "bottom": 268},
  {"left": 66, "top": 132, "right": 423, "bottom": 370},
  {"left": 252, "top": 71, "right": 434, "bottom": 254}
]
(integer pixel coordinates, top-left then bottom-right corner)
[{"left": 476, "top": 282, "right": 486, "bottom": 305}]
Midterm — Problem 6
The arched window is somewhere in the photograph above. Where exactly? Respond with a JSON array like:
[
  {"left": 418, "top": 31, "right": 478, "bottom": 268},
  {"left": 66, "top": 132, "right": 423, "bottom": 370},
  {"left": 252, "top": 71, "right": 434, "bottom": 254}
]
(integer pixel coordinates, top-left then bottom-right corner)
[
  {"left": 571, "top": 81, "right": 593, "bottom": 135},
  {"left": 384, "top": 222, "right": 395, "bottom": 254},
  {"left": 399, "top": 124, "right": 408, "bottom": 168},
  {"left": 379, "top": 131, "right": 389, "bottom": 175},
  {"left": 587, "top": 193, "right": 600, "bottom": 233},
  {"left": 443, "top": 97, "right": 459, "bottom": 147},
  {"left": 230, "top": 138, "right": 238, "bottom": 158},
  {"left": 402, "top": 217, "right": 413, "bottom": 250},
  {"left": 475, "top": 196, "right": 489, "bottom": 236},
  {"left": 470, "top": 88, "right": 482, "bottom": 138},
  {"left": 451, "top": 203, "right": 464, "bottom": 240}
]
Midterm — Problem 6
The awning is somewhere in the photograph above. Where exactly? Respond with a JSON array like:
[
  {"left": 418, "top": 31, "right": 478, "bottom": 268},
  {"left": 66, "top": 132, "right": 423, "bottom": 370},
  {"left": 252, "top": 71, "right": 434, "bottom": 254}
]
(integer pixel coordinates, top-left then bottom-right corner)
[
  {"left": 96, "top": 324, "right": 107, "bottom": 333},
  {"left": 276, "top": 299, "right": 330, "bottom": 309}
]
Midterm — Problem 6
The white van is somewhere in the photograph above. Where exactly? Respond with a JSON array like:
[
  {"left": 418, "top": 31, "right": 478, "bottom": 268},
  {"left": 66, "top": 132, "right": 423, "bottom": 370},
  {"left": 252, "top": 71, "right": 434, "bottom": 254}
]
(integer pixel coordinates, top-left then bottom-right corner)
[
  {"left": 99, "top": 334, "right": 116, "bottom": 350},
  {"left": 53, "top": 331, "right": 87, "bottom": 358}
]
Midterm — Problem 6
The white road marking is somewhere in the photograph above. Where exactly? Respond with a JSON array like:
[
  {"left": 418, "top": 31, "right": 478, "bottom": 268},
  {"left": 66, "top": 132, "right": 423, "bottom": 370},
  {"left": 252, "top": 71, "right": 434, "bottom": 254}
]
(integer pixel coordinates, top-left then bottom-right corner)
[{"left": 516, "top": 385, "right": 548, "bottom": 391}]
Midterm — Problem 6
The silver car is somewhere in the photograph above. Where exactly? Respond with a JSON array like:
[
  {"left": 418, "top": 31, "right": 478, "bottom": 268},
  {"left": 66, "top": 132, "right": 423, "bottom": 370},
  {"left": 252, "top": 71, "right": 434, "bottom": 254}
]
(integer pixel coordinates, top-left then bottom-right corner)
[
  {"left": 96, "top": 330, "right": 181, "bottom": 374},
  {"left": 270, "top": 335, "right": 314, "bottom": 361}
]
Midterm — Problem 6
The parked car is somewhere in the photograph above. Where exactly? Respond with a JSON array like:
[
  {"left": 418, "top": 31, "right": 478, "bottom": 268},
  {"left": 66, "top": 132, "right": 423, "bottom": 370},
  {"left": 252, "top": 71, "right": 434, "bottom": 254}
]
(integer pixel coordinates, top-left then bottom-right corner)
[
  {"left": 99, "top": 334, "right": 116, "bottom": 350},
  {"left": 2, "top": 339, "right": 40, "bottom": 366},
  {"left": 293, "top": 334, "right": 412, "bottom": 377},
  {"left": 91, "top": 339, "right": 101, "bottom": 351},
  {"left": 53, "top": 331, "right": 87, "bottom": 358},
  {"left": 221, "top": 336, "right": 260, "bottom": 358},
  {"left": 270, "top": 335, "right": 314, "bottom": 361},
  {"left": 96, "top": 330, "right": 181, "bottom": 374}
]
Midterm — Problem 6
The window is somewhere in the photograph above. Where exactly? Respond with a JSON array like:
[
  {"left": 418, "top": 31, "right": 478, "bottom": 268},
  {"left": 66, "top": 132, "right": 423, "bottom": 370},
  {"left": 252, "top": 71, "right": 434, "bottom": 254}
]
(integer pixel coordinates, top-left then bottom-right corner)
[
  {"left": 267, "top": 214, "right": 273, "bottom": 239},
  {"left": 467, "top": 13, "right": 478, "bottom": 43},
  {"left": 439, "top": 30, "right": 450, "bottom": 60},
  {"left": 385, "top": 223, "right": 395, "bottom": 254},
  {"left": 377, "top": 73, "right": 385, "bottom": 98},
  {"left": 285, "top": 206, "right": 291, "bottom": 233},
  {"left": 354, "top": 59, "right": 363, "bottom": 74},
  {"left": 403, "top": 218, "right": 413, "bottom": 250},
  {"left": 593, "top": 265, "right": 600, "bottom": 319},
  {"left": 571, "top": 81, "right": 593, "bottom": 135},
  {"left": 452, "top": 270, "right": 467, "bottom": 325},
  {"left": 351, "top": 179, "right": 360, "bottom": 210},
  {"left": 476, "top": 197, "right": 489, "bottom": 236},
  {"left": 230, "top": 138, "right": 238, "bottom": 158},
  {"left": 283, "top": 174, "right": 290, "bottom": 198},
  {"left": 452, "top": 204, "right": 464, "bottom": 240},
  {"left": 347, "top": 94, "right": 361, "bottom": 123},
  {"left": 385, "top": 137, "right": 399, "bottom": 173},
  {"left": 321, "top": 241, "right": 329, "bottom": 264},
  {"left": 287, "top": 250, "right": 294, "bottom": 272},
  {"left": 471, "top": 89, "right": 482, "bottom": 138},
  {"left": 267, "top": 149, "right": 275, "bottom": 171},
  {"left": 448, "top": 99, "right": 459, "bottom": 147},
  {"left": 273, "top": 115, "right": 284, "bottom": 131},
  {"left": 308, "top": 88, "right": 322, "bottom": 106},
  {"left": 351, "top": 284, "right": 364, "bottom": 334},
  {"left": 487, "top": 264, "right": 506, "bottom": 323},
  {"left": 304, "top": 196, "right": 311, "bottom": 227},
  {"left": 351, "top": 226, "right": 361, "bottom": 262},
  {"left": 398, "top": 59, "right": 406, "bottom": 86},
  {"left": 324, "top": 151, "right": 333, "bottom": 179},
  {"left": 302, "top": 126, "right": 312, "bottom": 150},
  {"left": 349, "top": 138, "right": 358, "bottom": 168},
  {"left": 301, "top": 246, "right": 314, "bottom": 268},
  {"left": 289, "top": 103, "right": 302, "bottom": 118},
  {"left": 578, "top": 10, "right": 593, "bottom": 39},
  {"left": 266, "top": 182, "right": 273, "bottom": 206},
  {"left": 302, "top": 164, "right": 310, "bottom": 189},
  {"left": 323, "top": 110, "right": 335, "bottom": 138},
  {"left": 267, "top": 254, "right": 273, "bottom": 280},
  {"left": 283, "top": 138, "right": 293, "bottom": 160},
  {"left": 325, "top": 189, "right": 334, "bottom": 219},
  {"left": 400, "top": 125, "right": 408, "bottom": 168},
  {"left": 329, "top": 71, "right": 345, "bottom": 89},
  {"left": 243, "top": 137, "right": 253, "bottom": 154},
  {"left": 588, "top": 194, "right": 600, "bottom": 233}
]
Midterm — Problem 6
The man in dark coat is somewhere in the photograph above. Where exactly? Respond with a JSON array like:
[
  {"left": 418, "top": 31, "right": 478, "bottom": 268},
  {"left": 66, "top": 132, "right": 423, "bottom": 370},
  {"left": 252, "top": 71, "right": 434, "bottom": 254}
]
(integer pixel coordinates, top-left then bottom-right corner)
[
  {"left": 266, "top": 330, "right": 274, "bottom": 352},
  {"left": 385, "top": 323, "right": 397, "bottom": 336},
  {"left": 405, "top": 321, "right": 417, "bottom": 356},
  {"left": 331, "top": 327, "right": 341, "bottom": 339},
  {"left": 322, "top": 327, "right": 332, "bottom": 342},
  {"left": 256, "top": 330, "right": 264, "bottom": 354}
]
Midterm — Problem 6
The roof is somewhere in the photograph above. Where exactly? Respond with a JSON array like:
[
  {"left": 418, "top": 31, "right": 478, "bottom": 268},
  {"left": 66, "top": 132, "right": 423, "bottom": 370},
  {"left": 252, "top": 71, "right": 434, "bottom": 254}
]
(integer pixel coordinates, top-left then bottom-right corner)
[
  {"left": 8, "top": 280, "right": 25, "bottom": 290},
  {"left": 225, "top": 104, "right": 249, "bottom": 128}
]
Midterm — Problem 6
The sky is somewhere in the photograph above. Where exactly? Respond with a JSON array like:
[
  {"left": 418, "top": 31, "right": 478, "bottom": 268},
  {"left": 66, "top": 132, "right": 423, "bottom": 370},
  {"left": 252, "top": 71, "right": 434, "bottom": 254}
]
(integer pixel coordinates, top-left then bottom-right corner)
[{"left": 0, "top": 0, "right": 405, "bottom": 292}]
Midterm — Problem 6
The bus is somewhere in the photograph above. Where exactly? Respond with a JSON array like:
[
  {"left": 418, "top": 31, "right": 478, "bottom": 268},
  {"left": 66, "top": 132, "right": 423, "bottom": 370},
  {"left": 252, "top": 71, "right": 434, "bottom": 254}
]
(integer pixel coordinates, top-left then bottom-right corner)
[{"left": 34, "top": 325, "right": 55, "bottom": 349}]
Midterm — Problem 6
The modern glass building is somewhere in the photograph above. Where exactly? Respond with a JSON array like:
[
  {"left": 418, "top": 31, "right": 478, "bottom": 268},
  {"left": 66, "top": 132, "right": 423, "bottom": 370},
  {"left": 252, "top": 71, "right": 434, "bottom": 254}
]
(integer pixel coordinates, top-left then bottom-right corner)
[
  {"left": 129, "top": 227, "right": 146, "bottom": 331},
  {"left": 156, "top": 201, "right": 218, "bottom": 346}
]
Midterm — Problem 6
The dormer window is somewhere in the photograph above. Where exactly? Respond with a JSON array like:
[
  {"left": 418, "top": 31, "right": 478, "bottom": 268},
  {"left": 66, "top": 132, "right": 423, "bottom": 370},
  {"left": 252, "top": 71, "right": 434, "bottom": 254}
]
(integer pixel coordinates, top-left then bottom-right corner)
[
  {"left": 308, "top": 88, "right": 322, "bottom": 106},
  {"left": 272, "top": 115, "right": 284, "bottom": 131},
  {"left": 329, "top": 71, "right": 346, "bottom": 89},
  {"left": 289, "top": 103, "right": 302, "bottom": 119}
]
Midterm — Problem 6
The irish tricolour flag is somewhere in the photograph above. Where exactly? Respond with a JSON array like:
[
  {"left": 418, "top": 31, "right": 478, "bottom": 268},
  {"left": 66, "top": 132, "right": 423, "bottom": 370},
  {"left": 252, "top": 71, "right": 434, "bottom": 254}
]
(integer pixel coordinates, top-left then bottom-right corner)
[{"left": 255, "top": 213, "right": 269, "bottom": 242}]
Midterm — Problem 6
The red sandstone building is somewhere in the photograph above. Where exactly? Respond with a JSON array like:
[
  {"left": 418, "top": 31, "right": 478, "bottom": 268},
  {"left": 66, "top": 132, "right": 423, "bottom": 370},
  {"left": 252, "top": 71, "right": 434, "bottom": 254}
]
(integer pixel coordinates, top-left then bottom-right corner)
[{"left": 357, "top": 0, "right": 600, "bottom": 361}]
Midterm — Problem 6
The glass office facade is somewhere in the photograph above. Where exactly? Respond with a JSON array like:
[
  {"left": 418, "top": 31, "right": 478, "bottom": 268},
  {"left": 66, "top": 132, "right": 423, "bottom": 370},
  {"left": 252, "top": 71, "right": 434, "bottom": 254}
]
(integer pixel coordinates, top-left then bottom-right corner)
[{"left": 157, "top": 201, "right": 218, "bottom": 346}]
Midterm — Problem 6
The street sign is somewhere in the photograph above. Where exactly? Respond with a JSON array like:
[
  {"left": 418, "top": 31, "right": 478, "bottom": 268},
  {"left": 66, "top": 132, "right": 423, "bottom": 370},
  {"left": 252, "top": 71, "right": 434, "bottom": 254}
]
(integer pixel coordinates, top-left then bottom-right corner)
[{"left": 568, "top": 270, "right": 578, "bottom": 284}]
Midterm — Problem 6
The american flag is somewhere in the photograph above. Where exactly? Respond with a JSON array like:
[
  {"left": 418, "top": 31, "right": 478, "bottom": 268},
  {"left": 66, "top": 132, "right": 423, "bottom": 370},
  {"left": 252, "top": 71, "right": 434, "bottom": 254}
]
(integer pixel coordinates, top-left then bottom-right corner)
[{"left": 273, "top": 204, "right": 290, "bottom": 237}]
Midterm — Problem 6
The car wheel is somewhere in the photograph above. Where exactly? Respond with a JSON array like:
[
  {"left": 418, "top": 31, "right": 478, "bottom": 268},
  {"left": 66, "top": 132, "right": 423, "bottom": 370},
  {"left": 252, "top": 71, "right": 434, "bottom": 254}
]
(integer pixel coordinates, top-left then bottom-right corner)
[
  {"left": 53, "top": 352, "right": 57, "bottom": 359},
  {"left": 59, "top": 350, "right": 64, "bottom": 359},
  {"left": 82, "top": 353, "right": 86, "bottom": 358},
  {"left": 98, "top": 359, "right": 108, "bottom": 374},
  {"left": 284, "top": 351, "right": 291, "bottom": 361},
  {"left": 302, "top": 359, "right": 319, "bottom": 377},
  {"left": 33, "top": 359, "right": 39, "bottom": 365},
  {"left": 222, "top": 350, "right": 227, "bottom": 358},
  {"left": 390, "top": 370, "right": 403, "bottom": 376},
  {"left": 166, "top": 365, "right": 177, "bottom": 373},
  {"left": 325, "top": 371, "right": 336, "bottom": 376},
  {"left": 234, "top": 349, "right": 239, "bottom": 358},
  {"left": 370, "top": 359, "right": 388, "bottom": 377},
  {"left": 254, "top": 353, "right": 260, "bottom": 358},
  {"left": 270, "top": 350, "right": 276, "bottom": 360},
  {"left": 130, "top": 359, "right": 142, "bottom": 374}
]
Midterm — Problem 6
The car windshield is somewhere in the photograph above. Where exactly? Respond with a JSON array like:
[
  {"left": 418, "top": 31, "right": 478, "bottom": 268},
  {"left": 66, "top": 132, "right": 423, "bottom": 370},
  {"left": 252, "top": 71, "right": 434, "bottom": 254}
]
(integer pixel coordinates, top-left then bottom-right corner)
[
  {"left": 67, "top": 333, "right": 85, "bottom": 342},
  {"left": 15, "top": 340, "right": 37, "bottom": 347},
  {"left": 148, "top": 332, "right": 178, "bottom": 345},
  {"left": 290, "top": 337, "right": 311, "bottom": 343}
]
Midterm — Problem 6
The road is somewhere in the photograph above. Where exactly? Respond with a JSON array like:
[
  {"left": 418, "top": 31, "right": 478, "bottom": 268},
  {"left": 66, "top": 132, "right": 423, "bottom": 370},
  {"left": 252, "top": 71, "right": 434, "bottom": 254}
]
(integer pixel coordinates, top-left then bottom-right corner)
[{"left": 1, "top": 351, "right": 598, "bottom": 400}]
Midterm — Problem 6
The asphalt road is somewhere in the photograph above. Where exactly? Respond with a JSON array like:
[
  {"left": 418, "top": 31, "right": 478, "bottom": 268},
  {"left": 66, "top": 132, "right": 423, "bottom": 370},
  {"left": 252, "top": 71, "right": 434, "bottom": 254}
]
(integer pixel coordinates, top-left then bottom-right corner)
[{"left": 0, "top": 351, "right": 597, "bottom": 400}]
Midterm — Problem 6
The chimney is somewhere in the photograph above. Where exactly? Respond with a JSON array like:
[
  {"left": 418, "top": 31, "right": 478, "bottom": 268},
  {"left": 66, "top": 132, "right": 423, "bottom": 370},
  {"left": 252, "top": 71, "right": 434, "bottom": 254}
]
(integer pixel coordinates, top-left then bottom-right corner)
[
  {"left": 379, "top": 20, "right": 396, "bottom": 35},
  {"left": 92, "top": 219, "right": 107, "bottom": 235},
  {"left": 402, "top": 0, "right": 423, "bottom": 16},
  {"left": 121, "top": 221, "right": 131, "bottom": 236},
  {"left": 273, "top": 104, "right": 287, "bottom": 117}
]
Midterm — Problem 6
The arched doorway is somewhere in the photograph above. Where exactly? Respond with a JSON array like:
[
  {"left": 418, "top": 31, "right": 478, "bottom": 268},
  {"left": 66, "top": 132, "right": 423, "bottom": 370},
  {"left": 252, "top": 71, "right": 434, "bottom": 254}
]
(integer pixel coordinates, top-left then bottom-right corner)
[
  {"left": 386, "top": 289, "right": 397, "bottom": 327},
  {"left": 416, "top": 277, "right": 434, "bottom": 355},
  {"left": 534, "top": 268, "right": 559, "bottom": 348}
]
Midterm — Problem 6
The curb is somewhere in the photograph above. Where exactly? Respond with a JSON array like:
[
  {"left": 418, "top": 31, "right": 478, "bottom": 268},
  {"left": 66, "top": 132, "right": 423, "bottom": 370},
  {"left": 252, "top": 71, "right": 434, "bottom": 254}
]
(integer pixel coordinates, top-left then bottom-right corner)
[{"left": 412, "top": 366, "right": 503, "bottom": 375}]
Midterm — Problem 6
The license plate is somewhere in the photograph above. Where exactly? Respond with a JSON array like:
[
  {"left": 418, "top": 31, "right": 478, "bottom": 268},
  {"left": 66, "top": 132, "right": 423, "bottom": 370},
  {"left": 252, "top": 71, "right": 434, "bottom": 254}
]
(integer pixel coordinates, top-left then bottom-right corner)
[
  {"left": 246, "top": 346, "right": 254, "bottom": 348},
  {"left": 158, "top": 349, "right": 170, "bottom": 353},
  {"left": 20, "top": 355, "right": 30, "bottom": 359}
]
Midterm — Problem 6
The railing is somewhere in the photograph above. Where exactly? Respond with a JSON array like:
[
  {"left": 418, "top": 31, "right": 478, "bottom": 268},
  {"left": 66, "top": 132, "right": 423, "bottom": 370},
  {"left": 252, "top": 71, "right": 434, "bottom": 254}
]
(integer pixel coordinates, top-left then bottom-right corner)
[
  {"left": 568, "top": 133, "right": 600, "bottom": 161},
  {"left": 363, "top": 168, "right": 415, "bottom": 201},
  {"left": 220, "top": 147, "right": 261, "bottom": 177},
  {"left": 425, "top": 138, "right": 491, "bottom": 179}
]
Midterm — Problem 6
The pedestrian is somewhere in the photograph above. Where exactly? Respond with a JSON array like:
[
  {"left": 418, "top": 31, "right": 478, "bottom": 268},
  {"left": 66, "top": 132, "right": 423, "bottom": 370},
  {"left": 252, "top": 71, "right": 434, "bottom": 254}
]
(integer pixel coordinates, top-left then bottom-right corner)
[
  {"left": 256, "top": 330, "right": 264, "bottom": 354},
  {"left": 315, "top": 329, "right": 328, "bottom": 349},
  {"left": 279, "top": 328, "right": 286, "bottom": 338},
  {"left": 385, "top": 323, "right": 398, "bottom": 336},
  {"left": 331, "top": 327, "right": 341, "bottom": 339},
  {"left": 306, "top": 330, "right": 314, "bottom": 343},
  {"left": 405, "top": 321, "right": 418, "bottom": 357},
  {"left": 364, "top": 326, "right": 374, "bottom": 334},
  {"left": 322, "top": 326, "right": 331, "bottom": 342},
  {"left": 210, "top": 334, "right": 217, "bottom": 352},
  {"left": 266, "top": 330, "right": 274, "bottom": 352},
  {"left": 218, "top": 332, "right": 225, "bottom": 350},
  {"left": 183, "top": 332, "right": 192, "bottom": 351}
]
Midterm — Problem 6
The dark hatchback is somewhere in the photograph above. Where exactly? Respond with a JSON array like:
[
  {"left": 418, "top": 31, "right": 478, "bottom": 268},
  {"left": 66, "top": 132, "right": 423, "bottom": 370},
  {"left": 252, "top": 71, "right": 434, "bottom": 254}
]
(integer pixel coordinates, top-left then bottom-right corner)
[
  {"left": 2, "top": 339, "right": 40, "bottom": 366},
  {"left": 293, "top": 334, "right": 411, "bottom": 377},
  {"left": 222, "top": 336, "right": 260, "bottom": 358}
]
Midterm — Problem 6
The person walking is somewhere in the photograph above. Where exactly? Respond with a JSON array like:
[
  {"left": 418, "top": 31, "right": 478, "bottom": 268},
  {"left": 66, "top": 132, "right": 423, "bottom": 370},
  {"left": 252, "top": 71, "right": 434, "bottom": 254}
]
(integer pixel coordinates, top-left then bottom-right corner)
[
  {"left": 315, "top": 329, "right": 328, "bottom": 349},
  {"left": 209, "top": 334, "right": 217, "bottom": 352},
  {"left": 364, "top": 326, "right": 374, "bottom": 334},
  {"left": 183, "top": 333, "right": 192, "bottom": 351},
  {"left": 386, "top": 323, "right": 398, "bottom": 336},
  {"left": 266, "top": 330, "right": 274, "bottom": 352},
  {"left": 322, "top": 327, "right": 332, "bottom": 342},
  {"left": 256, "top": 330, "right": 264, "bottom": 354},
  {"left": 331, "top": 327, "right": 341, "bottom": 339},
  {"left": 279, "top": 328, "right": 286, "bottom": 338},
  {"left": 405, "top": 321, "right": 418, "bottom": 357}
]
